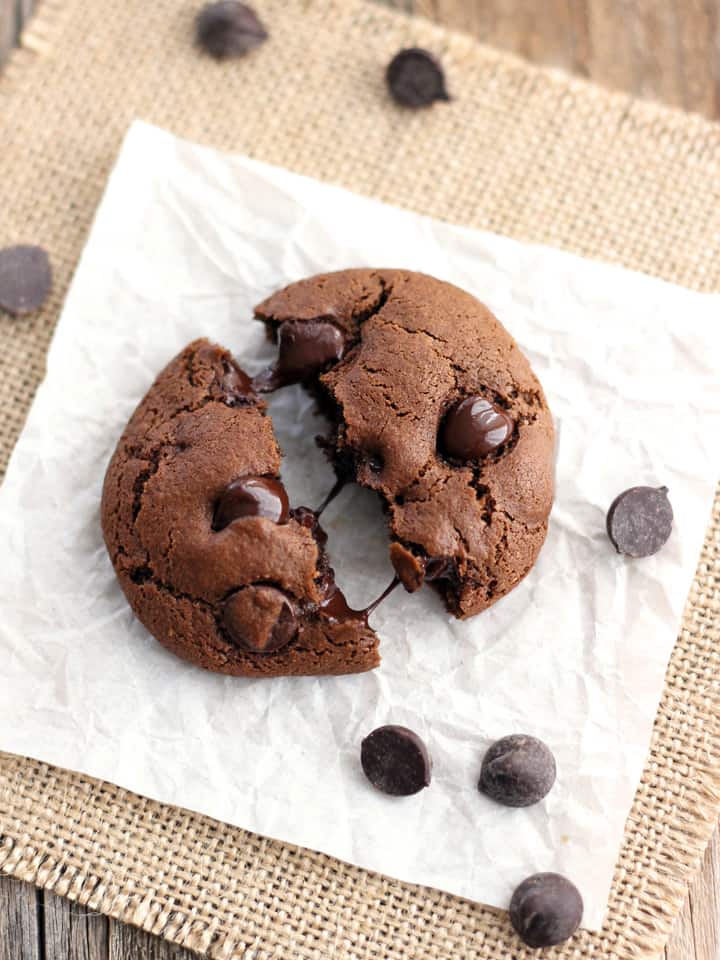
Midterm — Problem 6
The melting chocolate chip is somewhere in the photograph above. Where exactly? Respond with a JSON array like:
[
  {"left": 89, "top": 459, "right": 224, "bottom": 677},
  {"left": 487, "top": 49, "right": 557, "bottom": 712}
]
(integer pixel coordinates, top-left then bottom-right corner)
[
  {"left": 479, "top": 734, "right": 556, "bottom": 807},
  {"left": 606, "top": 485, "right": 673, "bottom": 558},
  {"left": 213, "top": 477, "right": 289, "bottom": 530},
  {"left": 194, "top": 344, "right": 255, "bottom": 404},
  {"left": 195, "top": 1, "right": 268, "bottom": 59},
  {"left": 425, "top": 556, "right": 456, "bottom": 581},
  {"left": 390, "top": 543, "right": 457, "bottom": 593},
  {"left": 221, "top": 586, "right": 297, "bottom": 653},
  {"left": 509, "top": 873, "right": 583, "bottom": 948},
  {"left": 319, "top": 580, "right": 368, "bottom": 626},
  {"left": 292, "top": 506, "right": 330, "bottom": 550},
  {"left": 0, "top": 245, "right": 52, "bottom": 316},
  {"left": 361, "top": 725, "right": 431, "bottom": 796},
  {"left": 386, "top": 48, "right": 450, "bottom": 108},
  {"left": 441, "top": 395, "right": 514, "bottom": 461},
  {"left": 254, "top": 320, "right": 345, "bottom": 392},
  {"left": 216, "top": 357, "right": 254, "bottom": 403}
]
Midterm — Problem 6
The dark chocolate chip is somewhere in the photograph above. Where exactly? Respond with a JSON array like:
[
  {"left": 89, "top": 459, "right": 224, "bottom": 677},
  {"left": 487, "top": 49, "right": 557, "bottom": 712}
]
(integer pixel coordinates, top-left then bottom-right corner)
[
  {"left": 479, "top": 734, "right": 556, "bottom": 807},
  {"left": 254, "top": 320, "right": 345, "bottom": 391},
  {"left": 360, "top": 725, "right": 431, "bottom": 796},
  {"left": 195, "top": 1, "right": 268, "bottom": 59},
  {"left": 195, "top": 343, "right": 255, "bottom": 404},
  {"left": 441, "top": 395, "right": 514, "bottom": 461},
  {"left": 221, "top": 586, "right": 297, "bottom": 653},
  {"left": 425, "top": 556, "right": 456, "bottom": 581},
  {"left": 0, "top": 245, "right": 52, "bottom": 316},
  {"left": 386, "top": 48, "right": 450, "bottom": 108},
  {"left": 390, "top": 543, "right": 456, "bottom": 593},
  {"left": 216, "top": 357, "right": 254, "bottom": 403},
  {"left": 213, "top": 477, "right": 289, "bottom": 530},
  {"left": 509, "top": 873, "right": 583, "bottom": 948},
  {"left": 606, "top": 485, "right": 673, "bottom": 558}
]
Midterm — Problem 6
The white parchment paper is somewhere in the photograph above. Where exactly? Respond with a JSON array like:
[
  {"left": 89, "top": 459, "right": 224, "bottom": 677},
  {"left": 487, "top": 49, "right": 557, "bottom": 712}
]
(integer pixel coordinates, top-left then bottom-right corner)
[{"left": 1, "top": 121, "right": 719, "bottom": 930}]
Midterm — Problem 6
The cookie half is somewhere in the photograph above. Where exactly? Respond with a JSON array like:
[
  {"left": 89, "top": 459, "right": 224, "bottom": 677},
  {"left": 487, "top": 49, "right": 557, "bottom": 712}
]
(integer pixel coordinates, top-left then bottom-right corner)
[
  {"left": 101, "top": 339, "right": 380, "bottom": 676},
  {"left": 255, "top": 269, "right": 555, "bottom": 618}
]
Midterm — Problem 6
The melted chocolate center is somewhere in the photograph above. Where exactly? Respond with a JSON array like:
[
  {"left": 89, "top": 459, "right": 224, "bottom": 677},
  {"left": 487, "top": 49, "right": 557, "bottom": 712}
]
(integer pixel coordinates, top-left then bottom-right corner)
[
  {"left": 253, "top": 320, "right": 345, "bottom": 392},
  {"left": 441, "top": 395, "right": 513, "bottom": 461},
  {"left": 213, "top": 477, "right": 289, "bottom": 530},
  {"left": 317, "top": 572, "right": 399, "bottom": 626}
]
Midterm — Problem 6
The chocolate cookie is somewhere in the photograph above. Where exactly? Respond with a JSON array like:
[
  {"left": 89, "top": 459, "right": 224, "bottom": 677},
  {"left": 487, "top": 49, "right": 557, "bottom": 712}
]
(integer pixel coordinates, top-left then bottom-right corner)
[
  {"left": 101, "top": 339, "right": 379, "bottom": 677},
  {"left": 255, "top": 269, "right": 555, "bottom": 618}
]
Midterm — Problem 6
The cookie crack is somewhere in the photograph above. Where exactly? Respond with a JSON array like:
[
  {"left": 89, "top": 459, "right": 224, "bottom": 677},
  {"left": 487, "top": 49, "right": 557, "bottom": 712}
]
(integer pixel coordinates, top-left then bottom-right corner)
[
  {"left": 128, "top": 565, "right": 211, "bottom": 607},
  {"left": 354, "top": 274, "right": 393, "bottom": 327}
]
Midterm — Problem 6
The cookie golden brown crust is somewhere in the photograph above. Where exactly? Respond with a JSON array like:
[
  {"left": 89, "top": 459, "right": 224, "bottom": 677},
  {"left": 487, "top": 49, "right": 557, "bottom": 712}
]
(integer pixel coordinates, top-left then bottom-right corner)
[
  {"left": 101, "top": 339, "right": 380, "bottom": 676},
  {"left": 256, "top": 269, "right": 555, "bottom": 618}
]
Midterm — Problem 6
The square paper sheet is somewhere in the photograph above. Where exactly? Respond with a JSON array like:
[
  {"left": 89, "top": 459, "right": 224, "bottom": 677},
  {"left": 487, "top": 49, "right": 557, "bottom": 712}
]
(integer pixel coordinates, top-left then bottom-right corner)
[{"left": 1, "top": 121, "right": 719, "bottom": 930}]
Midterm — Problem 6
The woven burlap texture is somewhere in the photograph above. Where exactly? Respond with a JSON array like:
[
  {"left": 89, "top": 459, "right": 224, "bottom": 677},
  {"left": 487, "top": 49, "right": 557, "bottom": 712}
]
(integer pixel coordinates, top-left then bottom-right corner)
[{"left": 1, "top": 1, "right": 719, "bottom": 958}]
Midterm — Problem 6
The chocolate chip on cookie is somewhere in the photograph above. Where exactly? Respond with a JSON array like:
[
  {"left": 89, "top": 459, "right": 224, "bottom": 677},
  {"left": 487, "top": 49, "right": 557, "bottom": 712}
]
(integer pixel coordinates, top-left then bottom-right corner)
[
  {"left": 253, "top": 320, "right": 345, "bottom": 392},
  {"left": 213, "top": 476, "right": 290, "bottom": 530},
  {"left": 221, "top": 585, "right": 298, "bottom": 653},
  {"left": 441, "top": 395, "right": 514, "bottom": 461}
]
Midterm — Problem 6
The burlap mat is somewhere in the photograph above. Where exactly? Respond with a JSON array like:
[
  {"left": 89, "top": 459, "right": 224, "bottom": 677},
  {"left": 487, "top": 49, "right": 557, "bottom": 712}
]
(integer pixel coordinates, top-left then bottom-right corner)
[{"left": 1, "top": 1, "right": 719, "bottom": 957}]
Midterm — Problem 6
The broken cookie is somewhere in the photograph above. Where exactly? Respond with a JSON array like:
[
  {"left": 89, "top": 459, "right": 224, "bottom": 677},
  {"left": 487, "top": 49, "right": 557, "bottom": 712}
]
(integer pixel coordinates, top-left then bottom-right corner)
[
  {"left": 101, "top": 339, "right": 379, "bottom": 677},
  {"left": 255, "top": 269, "right": 555, "bottom": 619}
]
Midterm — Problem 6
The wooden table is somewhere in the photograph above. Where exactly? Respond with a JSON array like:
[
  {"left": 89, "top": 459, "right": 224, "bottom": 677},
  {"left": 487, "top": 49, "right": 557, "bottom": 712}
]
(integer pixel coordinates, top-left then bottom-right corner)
[{"left": 1, "top": 1, "right": 718, "bottom": 957}]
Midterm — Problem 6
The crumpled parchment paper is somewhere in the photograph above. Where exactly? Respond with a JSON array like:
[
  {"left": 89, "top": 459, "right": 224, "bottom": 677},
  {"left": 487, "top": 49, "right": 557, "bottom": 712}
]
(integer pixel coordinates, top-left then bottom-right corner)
[{"left": 1, "top": 120, "right": 719, "bottom": 930}]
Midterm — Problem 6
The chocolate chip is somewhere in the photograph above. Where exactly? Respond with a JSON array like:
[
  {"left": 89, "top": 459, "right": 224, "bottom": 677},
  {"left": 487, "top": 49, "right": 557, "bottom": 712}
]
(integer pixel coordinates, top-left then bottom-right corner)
[
  {"left": 440, "top": 395, "right": 514, "bottom": 461},
  {"left": 195, "top": 1, "right": 268, "bottom": 59},
  {"left": 386, "top": 48, "right": 450, "bottom": 108},
  {"left": 360, "top": 725, "right": 431, "bottom": 796},
  {"left": 216, "top": 357, "right": 254, "bottom": 403},
  {"left": 479, "top": 734, "right": 556, "bottom": 807},
  {"left": 253, "top": 320, "right": 345, "bottom": 392},
  {"left": 509, "top": 873, "right": 583, "bottom": 948},
  {"left": 213, "top": 477, "right": 289, "bottom": 530},
  {"left": 606, "top": 485, "right": 673, "bottom": 558},
  {"left": 0, "top": 245, "right": 52, "bottom": 316},
  {"left": 221, "top": 586, "right": 297, "bottom": 653},
  {"left": 390, "top": 543, "right": 457, "bottom": 593}
]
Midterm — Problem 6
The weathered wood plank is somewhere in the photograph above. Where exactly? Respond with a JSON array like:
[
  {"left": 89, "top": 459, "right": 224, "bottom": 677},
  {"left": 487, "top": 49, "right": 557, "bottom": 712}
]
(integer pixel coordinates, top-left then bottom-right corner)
[
  {"left": 0, "top": 876, "right": 40, "bottom": 960},
  {"left": 109, "top": 920, "right": 199, "bottom": 959},
  {"left": 43, "top": 891, "right": 109, "bottom": 960},
  {"left": 0, "top": 0, "right": 18, "bottom": 67}
]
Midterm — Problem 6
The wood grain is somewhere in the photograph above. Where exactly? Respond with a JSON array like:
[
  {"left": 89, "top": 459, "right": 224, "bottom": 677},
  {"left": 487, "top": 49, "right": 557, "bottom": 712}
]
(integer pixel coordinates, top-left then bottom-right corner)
[
  {"left": 0, "top": 0, "right": 719, "bottom": 958},
  {"left": 108, "top": 922, "right": 198, "bottom": 959},
  {"left": 43, "top": 892, "right": 109, "bottom": 960},
  {"left": 0, "top": 877, "right": 40, "bottom": 960}
]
